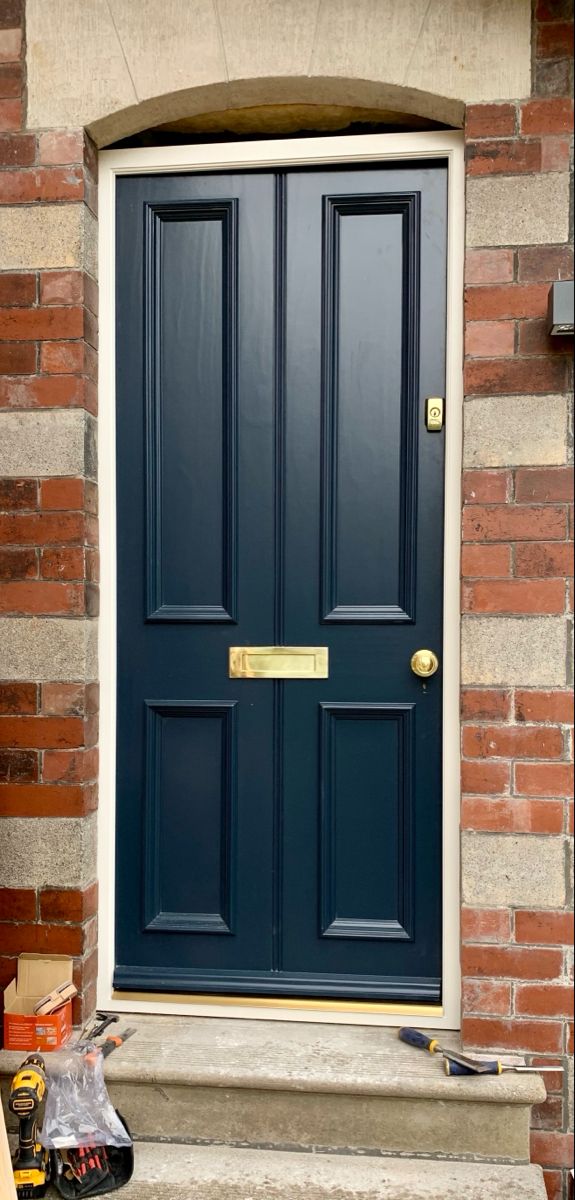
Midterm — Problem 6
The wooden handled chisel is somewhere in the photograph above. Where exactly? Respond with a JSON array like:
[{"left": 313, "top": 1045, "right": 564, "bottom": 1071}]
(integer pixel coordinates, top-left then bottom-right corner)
[{"left": 399, "top": 1027, "right": 563, "bottom": 1076}]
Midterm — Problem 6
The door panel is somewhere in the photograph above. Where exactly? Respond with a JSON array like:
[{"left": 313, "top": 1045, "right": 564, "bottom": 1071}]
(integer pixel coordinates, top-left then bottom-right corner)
[{"left": 115, "top": 162, "right": 447, "bottom": 1003}]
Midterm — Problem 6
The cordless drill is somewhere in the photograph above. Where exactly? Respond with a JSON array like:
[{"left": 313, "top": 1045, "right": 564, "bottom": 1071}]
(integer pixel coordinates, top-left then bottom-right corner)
[{"left": 8, "top": 1054, "right": 50, "bottom": 1198}]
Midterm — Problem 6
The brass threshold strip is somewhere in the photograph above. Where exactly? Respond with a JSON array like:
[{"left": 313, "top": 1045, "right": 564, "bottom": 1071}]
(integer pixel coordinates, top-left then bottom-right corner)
[{"left": 113, "top": 991, "right": 442, "bottom": 1017}]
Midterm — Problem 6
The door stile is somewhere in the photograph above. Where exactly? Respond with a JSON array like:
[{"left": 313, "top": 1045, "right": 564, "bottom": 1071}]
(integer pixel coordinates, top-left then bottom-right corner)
[{"left": 272, "top": 173, "right": 288, "bottom": 974}]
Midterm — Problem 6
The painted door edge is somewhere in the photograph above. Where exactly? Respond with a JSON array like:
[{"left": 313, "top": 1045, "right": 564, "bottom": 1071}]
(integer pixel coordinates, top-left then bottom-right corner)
[{"left": 97, "top": 130, "right": 464, "bottom": 1030}]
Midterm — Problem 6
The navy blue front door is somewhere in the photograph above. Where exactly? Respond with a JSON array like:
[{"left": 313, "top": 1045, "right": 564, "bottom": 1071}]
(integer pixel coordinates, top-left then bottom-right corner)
[{"left": 115, "top": 163, "right": 447, "bottom": 1004}]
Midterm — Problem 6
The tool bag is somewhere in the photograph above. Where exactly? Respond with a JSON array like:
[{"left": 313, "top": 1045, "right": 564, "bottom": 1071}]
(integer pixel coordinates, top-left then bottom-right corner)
[{"left": 49, "top": 1113, "right": 134, "bottom": 1196}]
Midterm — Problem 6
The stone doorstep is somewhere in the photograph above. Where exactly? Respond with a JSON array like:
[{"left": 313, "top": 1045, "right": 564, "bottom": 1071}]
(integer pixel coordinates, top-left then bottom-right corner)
[
  {"left": 54, "top": 1142, "right": 549, "bottom": 1200},
  {"left": 0, "top": 1017, "right": 545, "bottom": 1167}
]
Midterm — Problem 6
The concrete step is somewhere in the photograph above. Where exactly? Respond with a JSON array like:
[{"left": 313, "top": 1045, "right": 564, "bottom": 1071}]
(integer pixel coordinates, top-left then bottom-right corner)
[
  {"left": 54, "top": 1141, "right": 548, "bottom": 1199},
  {"left": 0, "top": 1017, "right": 544, "bottom": 1166}
]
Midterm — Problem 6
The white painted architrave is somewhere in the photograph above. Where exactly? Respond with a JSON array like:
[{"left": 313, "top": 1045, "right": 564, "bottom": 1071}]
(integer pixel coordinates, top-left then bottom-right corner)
[{"left": 98, "top": 131, "right": 464, "bottom": 1029}]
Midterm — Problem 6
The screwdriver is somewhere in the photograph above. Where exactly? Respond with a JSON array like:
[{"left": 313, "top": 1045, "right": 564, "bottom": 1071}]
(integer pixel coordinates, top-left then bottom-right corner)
[{"left": 399, "top": 1027, "right": 563, "bottom": 1076}]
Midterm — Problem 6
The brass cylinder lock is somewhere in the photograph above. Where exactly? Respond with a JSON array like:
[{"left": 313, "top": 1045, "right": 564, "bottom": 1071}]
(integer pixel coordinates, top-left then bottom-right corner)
[{"left": 411, "top": 649, "right": 439, "bottom": 678}]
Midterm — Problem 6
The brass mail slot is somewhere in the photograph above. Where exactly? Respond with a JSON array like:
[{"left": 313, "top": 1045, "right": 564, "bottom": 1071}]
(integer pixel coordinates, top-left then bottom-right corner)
[{"left": 229, "top": 646, "right": 329, "bottom": 679}]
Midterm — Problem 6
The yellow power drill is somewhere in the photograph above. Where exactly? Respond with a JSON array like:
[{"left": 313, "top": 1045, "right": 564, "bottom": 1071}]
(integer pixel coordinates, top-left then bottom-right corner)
[{"left": 9, "top": 1054, "right": 50, "bottom": 1198}]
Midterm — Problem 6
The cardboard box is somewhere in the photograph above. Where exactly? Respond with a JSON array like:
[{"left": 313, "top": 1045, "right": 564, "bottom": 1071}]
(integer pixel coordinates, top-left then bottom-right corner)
[{"left": 3, "top": 954, "right": 73, "bottom": 1051}]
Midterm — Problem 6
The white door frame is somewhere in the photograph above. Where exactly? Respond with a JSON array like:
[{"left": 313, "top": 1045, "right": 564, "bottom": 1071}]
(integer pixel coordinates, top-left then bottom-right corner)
[{"left": 98, "top": 130, "right": 464, "bottom": 1029}]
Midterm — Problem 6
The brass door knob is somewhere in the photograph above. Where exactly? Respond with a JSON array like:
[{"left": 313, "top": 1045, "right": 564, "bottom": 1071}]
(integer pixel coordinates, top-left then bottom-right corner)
[{"left": 411, "top": 649, "right": 439, "bottom": 678}]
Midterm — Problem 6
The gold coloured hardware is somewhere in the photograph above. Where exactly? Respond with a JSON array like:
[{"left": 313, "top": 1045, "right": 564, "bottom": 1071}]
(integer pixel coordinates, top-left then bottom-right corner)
[
  {"left": 229, "top": 646, "right": 329, "bottom": 679},
  {"left": 411, "top": 649, "right": 439, "bottom": 678},
  {"left": 113, "top": 990, "right": 443, "bottom": 1017},
  {"left": 425, "top": 397, "right": 444, "bottom": 431}
]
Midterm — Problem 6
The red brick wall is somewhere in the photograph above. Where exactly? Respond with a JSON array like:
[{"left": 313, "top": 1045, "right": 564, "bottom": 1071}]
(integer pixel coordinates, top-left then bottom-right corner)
[
  {"left": 0, "top": 0, "right": 99, "bottom": 1024},
  {"left": 461, "top": 4, "right": 574, "bottom": 1197}
]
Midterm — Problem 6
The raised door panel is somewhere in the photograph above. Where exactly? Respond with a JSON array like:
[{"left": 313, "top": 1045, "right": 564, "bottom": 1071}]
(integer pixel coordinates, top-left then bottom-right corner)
[
  {"left": 143, "top": 702, "right": 237, "bottom": 934},
  {"left": 321, "top": 194, "right": 420, "bottom": 623},
  {"left": 145, "top": 201, "right": 238, "bottom": 622}
]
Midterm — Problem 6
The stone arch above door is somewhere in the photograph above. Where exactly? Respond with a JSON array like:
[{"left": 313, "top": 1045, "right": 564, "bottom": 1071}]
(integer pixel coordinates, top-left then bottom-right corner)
[{"left": 25, "top": 0, "right": 531, "bottom": 146}]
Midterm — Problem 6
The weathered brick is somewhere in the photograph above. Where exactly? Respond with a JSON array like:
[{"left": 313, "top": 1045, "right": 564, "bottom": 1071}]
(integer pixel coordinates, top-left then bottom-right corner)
[
  {"left": 0, "top": 97, "right": 22, "bottom": 130},
  {"left": 466, "top": 103, "right": 516, "bottom": 138},
  {"left": 40, "top": 477, "right": 84, "bottom": 510},
  {"left": 530, "top": 1131, "right": 575, "bottom": 1170},
  {"left": 521, "top": 97, "right": 574, "bottom": 134},
  {"left": 463, "top": 1017, "right": 563, "bottom": 1053},
  {"left": 515, "top": 468, "right": 574, "bottom": 503},
  {"left": 515, "top": 911, "right": 574, "bottom": 945},
  {"left": 534, "top": 55, "right": 573, "bottom": 97},
  {"left": 0, "top": 547, "right": 36, "bottom": 580},
  {"left": 466, "top": 138, "right": 542, "bottom": 176},
  {"left": 0, "top": 27, "right": 21, "bottom": 61},
  {"left": 465, "top": 355, "right": 568, "bottom": 396},
  {"left": 0, "top": 166, "right": 84, "bottom": 203},
  {"left": 0, "top": 342, "right": 36, "bottom": 373},
  {"left": 0, "top": 511, "right": 86, "bottom": 546},
  {"left": 517, "top": 984, "right": 574, "bottom": 1018},
  {"left": 462, "top": 978, "right": 512, "bottom": 1015},
  {"left": 515, "top": 690, "right": 573, "bottom": 723},
  {"left": 541, "top": 135, "right": 572, "bottom": 171},
  {"left": 0, "top": 682, "right": 36, "bottom": 715},
  {"left": 0, "top": 375, "right": 84, "bottom": 408},
  {"left": 0, "top": 715, "right": 84, "bottom": 749},
  {"left": 462, "top": 945, "right": 564, "bottom": 981},
  {"left": 536, "top": 22, "right": 574, "bottom": 59},
  {"left": 0, "top": 479, "right": 37, "bottom": 509},
  {"left": 0, "top": 61, "right": 22, "bottom": 98},
  {"left": 461, "top": 759, "right": 510, "bottom": 794},
  {"left": 0, "top": 580, "right": 85, "bottom": 614},
  {"left": 0, "top": 272, "right": 35, "bottom": 306},
  {"left": 0, "top": 747, "right": 37, "bottom": 782},
  {"left": 41, "top": 683, "right": 88, "bottom": 717},
  {"left": 461, "top": 688, "right": 511, "bottom": 720},
  {"left": 40, "top": 546, "right": 84, "bottom": 581},
  {"left": 465, "top": 321, "right": 515, "bottom": 358},
  {"left": 0, "top": 887, "right": 36, "bottom": 921},
  {"left": 466, "top": 283, "right": 548, "bottom": 321},
  {"left": 37, "top": 130, "right": 84, "bottom": 166},
  {"left": 463, "top": 504, "right": 567, "bottom": 542},
  {"left": 465, "top": 248, "right": 514, "bottom": 285},
  {"left": 463, "top": 724, "right": 564, "bottom": 759},
  {"left": 0, "top": 782, "right": 96, "bottom": 818},
  {"left": 40, "top": 270, "right": 84, "bottom": 306},
  {"left": 39, "top": 881, "right": 97, "bottom": 923},
  {"left": 517, "top": 317, "right": 572, "bottom": 354},
  {"left": 461, "top": 544, "right": 512, "bottom": 578},
  {"left": 462, "top": 579, "right": 565, "bottom": 614},
  {"left": 514, "top": 543, "right": 573, "bottom": 578},
  {"left": 0, "top": 921, "right": 86, "bottom": 956},
  {"left": 0, "top": 305, "right": 83, "bottom": 340},
  {"left": 517, "top": 244, "right": 573, "bottom": 282},
  {"left": 461, "top": 906, "right": 512, "bottom": 942},
  {"left": 40, "top": 341, "right": 85, "bottom": 374},
  {"left": 462, "top": 796, "right": 564, "bottom": 834},
  {"left": 515, "top": 762, "right": 574, "bottom": 797},
  {"left": 42, "top": 746, "right": 98, "bottom": 784},
  {"left": 463, "top": 470, "right": 510, "bottom": 503}
]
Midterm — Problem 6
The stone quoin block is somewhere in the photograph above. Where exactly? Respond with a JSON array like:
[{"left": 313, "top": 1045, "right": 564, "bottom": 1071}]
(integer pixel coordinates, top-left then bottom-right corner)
[
  {"left": 466, "top": 173, "right": 570, "bottom": 246},
  {"left": 461, "top": 616, "right": 567, "bottom": 687},
  {"left": 0, "top": 814, "right": 97, "bottom": 889},
  {"left": 463, "top": 395, "right": 568, "bottom": 467},
  {"left": 0, "top": 410, "right": 95, "bottom": 478},
  {"left": 0, "top": 618, "right": 98, "bottom": 682},
  {"left": 0, "top": 204, "right": 97, "bottom": 273},
  {"left": 462, "top": 833, "right": 566, "bottom": 908}
]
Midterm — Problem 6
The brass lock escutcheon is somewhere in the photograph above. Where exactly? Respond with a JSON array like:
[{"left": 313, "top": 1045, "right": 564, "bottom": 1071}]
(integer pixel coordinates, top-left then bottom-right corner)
[{"left": 411, "top": 649, "right": 439, "bottom": 678}]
